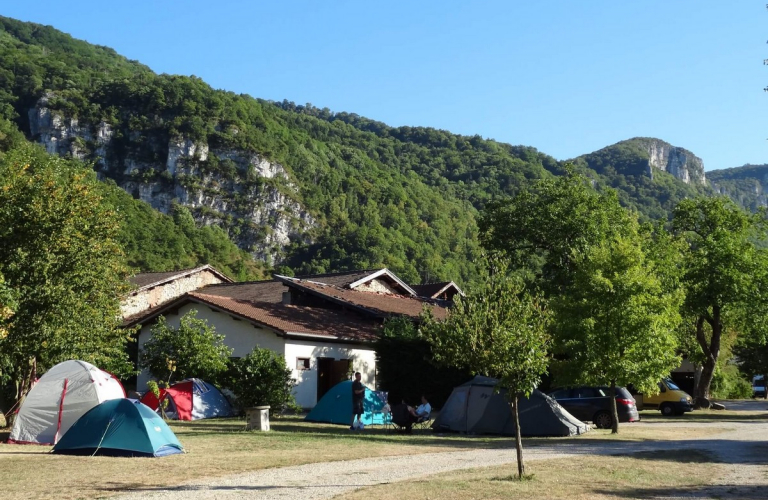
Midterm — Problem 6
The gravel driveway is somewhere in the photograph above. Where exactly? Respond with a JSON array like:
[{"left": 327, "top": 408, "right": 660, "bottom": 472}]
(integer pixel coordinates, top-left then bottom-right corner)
[{"left": 116, "top": 403, "right": 768, "bottom": 500}]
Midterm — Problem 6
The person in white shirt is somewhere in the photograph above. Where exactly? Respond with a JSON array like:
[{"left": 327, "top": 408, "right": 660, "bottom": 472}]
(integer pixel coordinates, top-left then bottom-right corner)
[{"left": 409, "top": 395, "right": 431, "bottom": 421}]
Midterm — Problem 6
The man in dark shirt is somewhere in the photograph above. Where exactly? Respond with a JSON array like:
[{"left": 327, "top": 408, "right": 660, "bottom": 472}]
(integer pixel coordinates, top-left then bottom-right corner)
[{"left": 350, "top": 371, "right": 364, "bottom": 430}]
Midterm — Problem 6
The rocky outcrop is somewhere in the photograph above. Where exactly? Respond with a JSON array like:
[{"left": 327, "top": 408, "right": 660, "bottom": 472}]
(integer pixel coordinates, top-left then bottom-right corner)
[
  {"left": 639, "top": 138, "right": 706, "bottom": 185},
  {"left": 707, "top": 164, "right": 768, "bottom": 210},
  {"left": 27, "top": 97, "right": 315, "bottom": 264},
  {"left": 28, "top": 94, "right": 113, "bottom": 161}
]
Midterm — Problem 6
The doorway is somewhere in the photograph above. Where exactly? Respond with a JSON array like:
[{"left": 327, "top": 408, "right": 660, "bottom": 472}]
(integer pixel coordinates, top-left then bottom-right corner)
[{"left": 317, "top": 357, "right": 351, "bottom": 401}]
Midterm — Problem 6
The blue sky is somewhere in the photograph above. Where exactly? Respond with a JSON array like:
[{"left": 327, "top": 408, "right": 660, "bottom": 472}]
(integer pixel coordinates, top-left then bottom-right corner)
[{"left": 5, "top": 1, "right": 767, "bottom": 171}]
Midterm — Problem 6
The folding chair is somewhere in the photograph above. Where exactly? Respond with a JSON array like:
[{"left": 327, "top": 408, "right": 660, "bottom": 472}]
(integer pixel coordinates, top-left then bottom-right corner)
[{"left": 414, "top": 414, "right": 432, "bottom": 431}]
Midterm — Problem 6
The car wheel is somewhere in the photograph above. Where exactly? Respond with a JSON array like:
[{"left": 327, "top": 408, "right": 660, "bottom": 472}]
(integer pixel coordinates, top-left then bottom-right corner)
[
  {"left": 593, "top": 411, "right": 612, "bottom": 429},
  {"left": 660, "top": 403, "right": 675, "bottom": 416}
]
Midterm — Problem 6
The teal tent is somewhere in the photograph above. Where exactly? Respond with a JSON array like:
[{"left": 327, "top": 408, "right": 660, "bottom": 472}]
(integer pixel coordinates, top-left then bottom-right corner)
[
  {"left": 305, "top": 380, "right": 387, "bottom": 425},
  {"left": 52, "top": 399, "right": 184, "bottom": 457}
]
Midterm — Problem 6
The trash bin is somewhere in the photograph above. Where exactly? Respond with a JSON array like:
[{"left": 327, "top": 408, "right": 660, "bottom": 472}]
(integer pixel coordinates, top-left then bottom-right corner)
[{"left": 246, "top": 406, "right": 271, "bottom": 431}]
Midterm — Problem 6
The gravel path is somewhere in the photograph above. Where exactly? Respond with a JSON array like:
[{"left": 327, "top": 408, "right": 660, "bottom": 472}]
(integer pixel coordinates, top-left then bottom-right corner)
[{"left": 116, "top": 415, "right": 768, "bottom": 500}]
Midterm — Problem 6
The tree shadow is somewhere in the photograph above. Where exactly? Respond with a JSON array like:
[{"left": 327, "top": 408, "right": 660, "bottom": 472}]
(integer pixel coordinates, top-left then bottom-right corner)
[
  {"left": 639, "top": 412, "right": 768, "bottom": 422},
  {"left": 592, "top": 484, "right": 767, "bottom": 499}
]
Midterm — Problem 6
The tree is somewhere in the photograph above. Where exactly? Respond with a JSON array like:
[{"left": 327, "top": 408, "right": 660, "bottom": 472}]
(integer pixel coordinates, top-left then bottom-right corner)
[
  {"left": 375, "top": 317, "right": 471, "bottom": 408},
  {"left": 551, "top": 231, "right": 682, "bottom": 433},
  {"left": 221, "top": 346, "right": 299, "bottom": 415},
  {"left": 0, "top": 145, "right": 132, "bottom": 404},
  {"left": 672, "top": 197, "right": 765, "bottom": 406},
  {"left": 140, "top": 310, "right": 232, "bottom": 386},
  {"left": 734, "top": 335, "right": 768, "bottom": 399},
  {"left": 420, "top": 258, "right": 550, "bottom": 479},
  {"left": 478, "top": 169, "right": 632, "bottom": 295}
]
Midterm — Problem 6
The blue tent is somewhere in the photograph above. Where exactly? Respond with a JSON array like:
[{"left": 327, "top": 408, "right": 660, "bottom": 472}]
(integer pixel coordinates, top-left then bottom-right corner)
[
  {"left": 52, "top": 399, "right": 184, "bottom": 457},
  {"left": 305, "top": 380, "right": 387, "bottom": 425}
]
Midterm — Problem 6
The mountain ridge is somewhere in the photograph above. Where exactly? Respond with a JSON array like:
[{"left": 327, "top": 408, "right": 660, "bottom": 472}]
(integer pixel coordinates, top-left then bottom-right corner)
[{"left": 0, "top": 15, "right": 760, "bottom": 285}]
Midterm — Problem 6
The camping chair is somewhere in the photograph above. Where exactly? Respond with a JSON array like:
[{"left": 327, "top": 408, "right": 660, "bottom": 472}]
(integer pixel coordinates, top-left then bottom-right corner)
[{"left": 414, "top": 412, "right": 432, "bottom": 431}]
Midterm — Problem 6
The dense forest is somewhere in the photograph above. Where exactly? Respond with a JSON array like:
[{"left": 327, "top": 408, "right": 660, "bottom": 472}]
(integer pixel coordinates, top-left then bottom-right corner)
[{"left": 0, "top": 16, "right": 748, "bottom": 286}]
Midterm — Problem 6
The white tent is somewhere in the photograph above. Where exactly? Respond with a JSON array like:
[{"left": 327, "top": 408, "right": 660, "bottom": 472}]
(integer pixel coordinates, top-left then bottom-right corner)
[{"left": 8, "top": 360, "right": 125, "bottom": 445}]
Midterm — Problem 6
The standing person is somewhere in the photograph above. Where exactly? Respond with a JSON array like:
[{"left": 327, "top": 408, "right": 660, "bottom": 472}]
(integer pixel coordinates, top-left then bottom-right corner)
[{"left": 350, "top": 372, "right": 365, "bottom": 430}]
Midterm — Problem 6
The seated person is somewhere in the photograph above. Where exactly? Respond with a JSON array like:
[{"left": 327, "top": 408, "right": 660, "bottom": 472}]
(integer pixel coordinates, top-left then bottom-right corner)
[
  {"left": 408, "top": 395, "right": 431, "bottom": 422},
  {"left": 390, "top": 401, "right": 413, "bottom": 432}
]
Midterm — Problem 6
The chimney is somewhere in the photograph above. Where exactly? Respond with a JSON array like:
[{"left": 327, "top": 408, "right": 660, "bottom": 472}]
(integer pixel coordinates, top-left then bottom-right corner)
[{"left": 282, "top": 291, "right": 292, "bottom": 305}]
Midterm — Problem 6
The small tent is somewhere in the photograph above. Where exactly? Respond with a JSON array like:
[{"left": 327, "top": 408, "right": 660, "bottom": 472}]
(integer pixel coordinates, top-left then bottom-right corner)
[
  {"left": 432, "top": 376, "right": 589, "bottom": 437},
  {"left": 52, "top": 399, "right": 183, "bottom": 457},
  {"left": 305, "top": 380, "right": 387, "bottom": 425},
  {"left": 139, "top": 378, "right": 232, "bottom": 420},
  {"left": 9, "top": 360, "right": 125, "bottom": 445}
]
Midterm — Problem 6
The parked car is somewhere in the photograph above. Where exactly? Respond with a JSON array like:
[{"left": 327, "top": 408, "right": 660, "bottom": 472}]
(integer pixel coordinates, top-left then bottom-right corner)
[
  {"left": 753, "top": 376, "right": 766, "bottom": 399},
  {"left": 548, "top": 386, "right": 639, "bottom": 429},
  {"left": 640, "top": 378, "right": 693, "bottom": 416}
]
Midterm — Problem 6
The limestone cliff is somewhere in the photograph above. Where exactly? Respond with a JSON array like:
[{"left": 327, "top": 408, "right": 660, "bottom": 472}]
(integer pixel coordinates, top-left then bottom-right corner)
[
  {"left": 27, "top": 96, "right": 315, "bottom": 264},
  {"left": 639, "top": 138, "right": 706, "bottom": 185}
]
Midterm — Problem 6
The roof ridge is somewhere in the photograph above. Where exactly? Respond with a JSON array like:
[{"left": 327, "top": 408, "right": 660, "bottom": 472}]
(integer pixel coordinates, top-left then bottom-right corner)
[{"left": 294, "top": 268, "right": 381, "bottom": 279}]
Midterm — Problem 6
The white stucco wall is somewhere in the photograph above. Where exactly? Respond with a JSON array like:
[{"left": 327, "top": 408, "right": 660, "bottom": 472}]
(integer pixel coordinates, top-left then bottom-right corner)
[
  {"left": 136, "top": 303, "right": 377, "bottom": 409},
  {"left": 285, "top": 340, "right": 377, "bottom": 408},
  {"left": 136, "top": 302, "right": 285, "bottom": 390}
]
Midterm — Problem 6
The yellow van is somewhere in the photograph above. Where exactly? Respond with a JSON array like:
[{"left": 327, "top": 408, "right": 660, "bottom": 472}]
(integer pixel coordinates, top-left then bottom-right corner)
[{"left": 641, "top": 378, "right": 694, "bottom": 416}]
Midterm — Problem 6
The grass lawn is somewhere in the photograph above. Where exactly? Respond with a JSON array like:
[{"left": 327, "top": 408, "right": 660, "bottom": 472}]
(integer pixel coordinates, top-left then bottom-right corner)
[
  {"left": 0, "top": 410, "right": 750, "bottom": 500},
  {"left": 334, "top": 450, "right": 722, "bottom": 500}
]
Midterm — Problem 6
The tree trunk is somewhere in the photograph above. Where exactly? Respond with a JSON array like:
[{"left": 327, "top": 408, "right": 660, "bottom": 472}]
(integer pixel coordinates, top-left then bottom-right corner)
[
  {"left": 511, "top": 394, "right": 525, "bottom": 479},
  {"left": 610, "top": 380, "right": 619, "bottom": 434},
  {"left": 9, "top": 356, "right": 36, "bottom": 427},
  {"left": 693, "top": 312, "right": 722, "bottom": 409}
]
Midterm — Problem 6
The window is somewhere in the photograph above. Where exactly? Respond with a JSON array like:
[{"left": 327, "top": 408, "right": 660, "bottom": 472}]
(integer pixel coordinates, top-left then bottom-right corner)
[
  {"left": 296, "top": 358, "right": 310, "bottom": 370},
  {"left": 550, "top": 389, "right": 572, "bottom": 399},
  {"left": 577, "top": 388, "right": 598, "bottom": 398}
]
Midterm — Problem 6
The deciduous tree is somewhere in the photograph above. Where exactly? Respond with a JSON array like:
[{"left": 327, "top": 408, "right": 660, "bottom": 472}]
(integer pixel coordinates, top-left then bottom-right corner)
[
  {"left": 420, "top": 258, "right": 549, "bottom": 478},
  {"left": 479, "top": 169, "right": 632, "bottom": 295},
  {"left": 552, "top": 230, "right": 682, "bottom": 433},
  {"left": 0, "top": 145, "right": 132, "bottom": 403},
  {"left": 672, "top": 197, "right": 765, "bottom": 406},
  {"left": 140, "top": 310, "right": 232, "bottom": 386}
]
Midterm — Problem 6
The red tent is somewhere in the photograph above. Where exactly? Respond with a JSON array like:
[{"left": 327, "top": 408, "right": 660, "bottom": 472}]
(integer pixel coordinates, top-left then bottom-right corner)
[{"left": 139, "top": 379, "right": 231, "bottom": 420}]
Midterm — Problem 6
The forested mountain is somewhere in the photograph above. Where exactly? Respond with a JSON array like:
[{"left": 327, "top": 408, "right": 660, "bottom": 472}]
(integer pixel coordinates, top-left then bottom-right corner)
[
  {"left": 0, "top": 16, "right": 748, "bottom": 286},
  {"left": 708, "top": 164, "right": 768, "bottom": 212}
]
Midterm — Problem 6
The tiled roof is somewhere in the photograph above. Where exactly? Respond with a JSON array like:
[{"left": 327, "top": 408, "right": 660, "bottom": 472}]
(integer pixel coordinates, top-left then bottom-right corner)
[
  {"left": 128, "top": 265, "right": 232, "bottom": 292},
  {"left": 189, "top": 292, "right": 381, "bottom": 342},
  {"left": 276, "top": 277, "right": 448, "bottom": 320},
  {"left": 294, "top": 270, "right": 379, "bottom": 288},
  {"left": 197, "top": 280, "right": 287, "bottom": 303}
]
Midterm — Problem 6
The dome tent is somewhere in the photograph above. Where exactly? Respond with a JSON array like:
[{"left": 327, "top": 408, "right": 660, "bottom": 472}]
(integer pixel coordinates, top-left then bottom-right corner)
[
  {"left": 140, "top": 378, "right": 232, "bottom": 420},
  {"left": 52, "top": 399, "right": 183, "bottom": 457},
  {"left": 9, "top": 360, "right": 125, "bottom": 445},
  {"left": 305, "top": 380, "right": 387, "bottom": 425},
  {"left": 432, "top": 376, "right": 589, "bottom": 437}
]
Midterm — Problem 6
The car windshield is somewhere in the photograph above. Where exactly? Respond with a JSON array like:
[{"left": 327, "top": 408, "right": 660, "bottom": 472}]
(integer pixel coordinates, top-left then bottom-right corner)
[{"left": 665, "top": 379, "right": 681, "bottom": 391}]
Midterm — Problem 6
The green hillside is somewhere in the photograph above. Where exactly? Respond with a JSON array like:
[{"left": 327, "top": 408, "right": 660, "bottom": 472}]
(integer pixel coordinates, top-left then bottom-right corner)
[
  {"left": 707, "top": 164, "right": 768, "bottom": 212},
  {"left": 0, "top": 16, "right": 724, "bottom": 285}
]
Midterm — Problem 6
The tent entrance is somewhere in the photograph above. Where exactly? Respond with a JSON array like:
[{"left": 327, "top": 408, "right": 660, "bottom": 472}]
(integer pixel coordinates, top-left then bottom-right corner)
[{"left": 317, "top": 358, "right": 350, "bottom": 401}]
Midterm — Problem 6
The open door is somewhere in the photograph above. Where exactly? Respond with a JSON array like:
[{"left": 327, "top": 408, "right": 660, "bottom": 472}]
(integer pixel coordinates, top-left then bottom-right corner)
[{"left": 317, "top": 358, "right": 351, "bottom": 401}]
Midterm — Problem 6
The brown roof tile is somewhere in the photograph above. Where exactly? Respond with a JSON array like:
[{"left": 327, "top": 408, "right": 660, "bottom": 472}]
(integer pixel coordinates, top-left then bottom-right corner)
[
  {"left": 278, "top": 277, "right": 448, "bottom": 320},
  {"left": 294, "top": 270, "right": 380, "bottom": 288},
  {"left": 189, "top": 292, "right": 380, "bottom": 342},
  {"left": 198, "top": 280, "right": 287, "bottom": 303}
]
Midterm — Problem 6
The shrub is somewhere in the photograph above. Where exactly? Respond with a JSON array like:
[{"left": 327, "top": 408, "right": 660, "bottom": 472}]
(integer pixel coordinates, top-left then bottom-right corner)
[
  {"left": 223, "top": 347, "right": 299, "bottom": 415},
  {"left": 710, "top": 364, "right": 753, "bottom": 399},
  {"left": 140, "top": 310, "right": 232, "bottom": 385}
]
